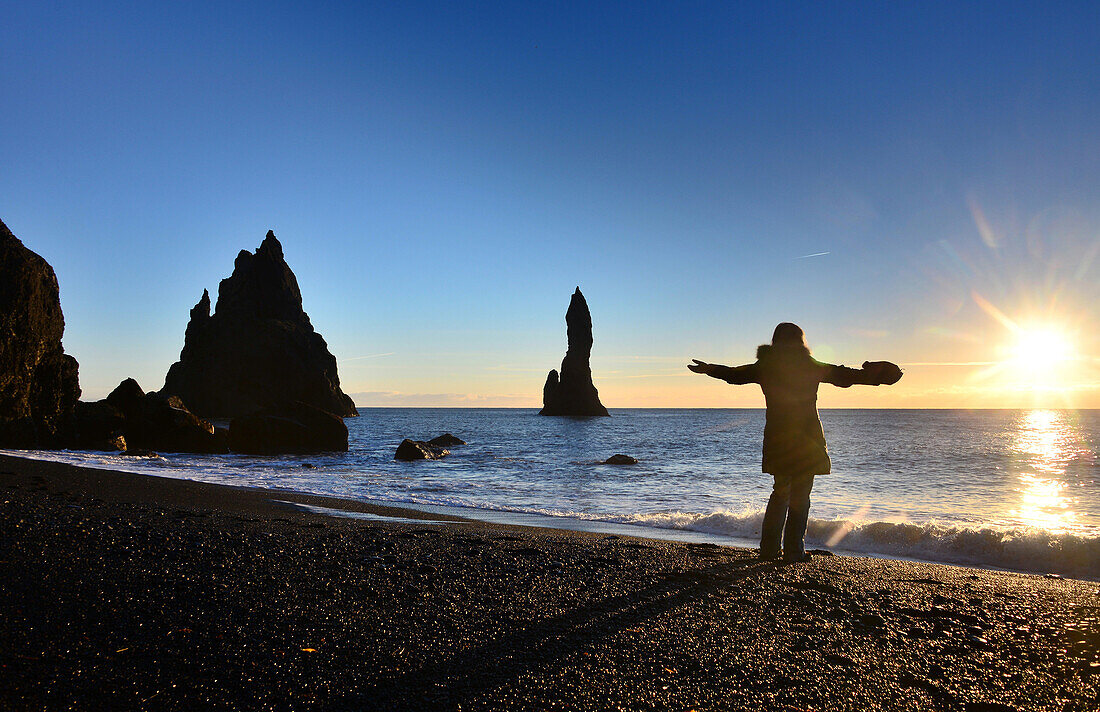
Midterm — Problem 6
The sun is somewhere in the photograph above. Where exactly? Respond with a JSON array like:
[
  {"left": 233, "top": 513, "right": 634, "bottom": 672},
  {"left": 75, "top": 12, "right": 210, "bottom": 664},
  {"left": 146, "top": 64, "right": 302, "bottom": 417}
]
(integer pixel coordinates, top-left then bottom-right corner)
[
  {"left": 1008, "top": 326, "right": 1075, "bottom": 381},
  {"left": 969, "top": 292, "right": 1090, "bottom": 402}
]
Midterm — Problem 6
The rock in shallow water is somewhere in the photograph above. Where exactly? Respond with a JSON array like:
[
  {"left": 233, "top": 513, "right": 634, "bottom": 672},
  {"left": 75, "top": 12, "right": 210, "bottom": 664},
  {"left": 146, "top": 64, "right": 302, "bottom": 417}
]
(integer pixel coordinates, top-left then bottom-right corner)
[
  {"left": 603, "top": 454, "right": 638, "bottom": 465},
  {"left": 395, "top": 439, "right": 449, "bottom": 461},
  {"left": 228, "top": 401, "right": 348, "bottom": 454},
  {"left": 428, "top": 433, "right": 466, "bottom": 447},
  {"left": 540, "top": 288, "right": 609, "bottom": 417}
]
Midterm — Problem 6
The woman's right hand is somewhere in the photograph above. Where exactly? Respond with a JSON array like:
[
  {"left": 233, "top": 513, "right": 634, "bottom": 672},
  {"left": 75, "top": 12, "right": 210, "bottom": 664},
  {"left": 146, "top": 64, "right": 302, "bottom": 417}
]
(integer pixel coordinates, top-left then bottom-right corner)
[{"left": 688, "top": 359, "right": 712, "bottom": 375}]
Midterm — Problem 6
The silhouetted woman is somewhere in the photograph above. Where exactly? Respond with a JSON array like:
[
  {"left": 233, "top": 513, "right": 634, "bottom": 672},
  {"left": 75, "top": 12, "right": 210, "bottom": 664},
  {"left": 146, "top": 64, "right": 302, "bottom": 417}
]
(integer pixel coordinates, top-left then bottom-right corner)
[{"left": 688, "top": 323, "right": 902, "bottom": 562}]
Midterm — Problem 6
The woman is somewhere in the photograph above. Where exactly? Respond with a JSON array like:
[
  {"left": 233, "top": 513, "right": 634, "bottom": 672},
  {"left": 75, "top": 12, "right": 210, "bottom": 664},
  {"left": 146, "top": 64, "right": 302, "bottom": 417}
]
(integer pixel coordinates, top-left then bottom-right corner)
[{"left": 688, "top": 323, "right": 902, "bottom": 562}]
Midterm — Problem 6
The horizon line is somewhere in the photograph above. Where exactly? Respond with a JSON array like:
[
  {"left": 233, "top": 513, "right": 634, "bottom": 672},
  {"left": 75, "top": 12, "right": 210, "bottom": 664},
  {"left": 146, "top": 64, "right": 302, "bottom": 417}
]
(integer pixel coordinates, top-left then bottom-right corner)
[{"left": 350, "top": 405, "right": 1100, "bottom": 411}]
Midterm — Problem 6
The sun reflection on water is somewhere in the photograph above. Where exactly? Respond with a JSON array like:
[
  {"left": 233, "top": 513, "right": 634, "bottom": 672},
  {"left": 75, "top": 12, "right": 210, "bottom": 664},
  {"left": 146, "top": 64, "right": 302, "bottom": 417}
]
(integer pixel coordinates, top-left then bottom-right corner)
[{"left": 1011, "top": 410, "right": 1081, "bottom": 533}]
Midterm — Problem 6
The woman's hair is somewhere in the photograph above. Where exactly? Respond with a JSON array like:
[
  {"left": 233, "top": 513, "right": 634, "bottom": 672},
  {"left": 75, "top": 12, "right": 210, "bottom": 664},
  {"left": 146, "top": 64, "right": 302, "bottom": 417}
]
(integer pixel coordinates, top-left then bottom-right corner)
[
  {"left": 757, "top": 322, "right": 812, "bottom": 360},
  {"left": 771, "top": 322, "right": 807, "bottom": 349}
]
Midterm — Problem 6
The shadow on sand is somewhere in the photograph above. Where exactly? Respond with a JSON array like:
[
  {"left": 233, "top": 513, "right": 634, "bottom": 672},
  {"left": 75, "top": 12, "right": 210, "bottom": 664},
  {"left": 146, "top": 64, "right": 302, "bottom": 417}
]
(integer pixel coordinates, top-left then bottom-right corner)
[{"left": 336, "top": 556, "right": 779, "bottom": 708}]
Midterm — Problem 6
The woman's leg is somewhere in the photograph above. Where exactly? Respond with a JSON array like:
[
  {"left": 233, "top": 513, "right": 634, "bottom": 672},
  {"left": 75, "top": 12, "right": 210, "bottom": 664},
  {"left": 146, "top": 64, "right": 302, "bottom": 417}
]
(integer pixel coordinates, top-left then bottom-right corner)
[
  {"left": 759, "top": 474, "right": 791, "bottom": 559},
  {"left": 782, "top": 474, "right": 815, "bottom": 561}
]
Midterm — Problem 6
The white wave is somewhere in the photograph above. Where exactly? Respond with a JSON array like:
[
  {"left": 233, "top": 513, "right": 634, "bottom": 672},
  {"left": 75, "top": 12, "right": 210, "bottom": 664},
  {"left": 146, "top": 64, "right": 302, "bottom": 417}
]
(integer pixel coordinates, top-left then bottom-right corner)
[{"left": 618, "top": 508, "right": 1100, "bottom": 579}]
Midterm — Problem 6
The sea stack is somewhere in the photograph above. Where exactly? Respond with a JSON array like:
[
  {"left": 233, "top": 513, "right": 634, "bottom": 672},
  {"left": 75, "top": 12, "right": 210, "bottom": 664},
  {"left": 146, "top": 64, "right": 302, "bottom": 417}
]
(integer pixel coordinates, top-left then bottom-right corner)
[
  {"left": 0, "top": 218, "right": 81, "bottom": 447},
  {"left": 540, "top": 287, "right": 609, "bottom": 417},
  {"left": 160, "top": 231, "right": 358, "bottom": 418}
]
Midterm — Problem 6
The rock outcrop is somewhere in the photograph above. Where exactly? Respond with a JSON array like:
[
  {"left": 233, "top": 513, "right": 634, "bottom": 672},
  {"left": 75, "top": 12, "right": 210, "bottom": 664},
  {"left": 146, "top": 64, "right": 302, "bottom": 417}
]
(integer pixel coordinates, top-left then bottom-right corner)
[
  {"left": 540, "top": 287, "right": 609, "bottom": 417},
  {"left": 71, "top": 400, "right": 127, "bottom": 451},
  {"left": 0, "top": 218, "right": 81, "bottom": 447},
  {"left": 603, "top": 454, "right": 638, "bottom": 465},
  {"left": 394, "top": 439, "right": 449, "bottom": 461},
  {"left": 428, "top": 433, "right": 465, "bottom": 447},
  {"left": 74, "top": 378, "right": 227, "bottom": 453},
  {"left": 161, "top": 231, "right": 357, "bottom": 419},
  {"left": 228, "top": 401, "right": 349, "bottom": 454}
]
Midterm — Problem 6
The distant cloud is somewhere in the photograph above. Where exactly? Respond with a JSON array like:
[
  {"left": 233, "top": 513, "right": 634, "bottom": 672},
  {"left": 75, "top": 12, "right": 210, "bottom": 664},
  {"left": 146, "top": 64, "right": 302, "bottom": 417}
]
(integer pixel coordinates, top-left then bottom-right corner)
[
  {"left": 483, "top": 365, "right": 550, "bottom": 373},
  {"left": 596, "top": 355, "right": 690, "bottom": 363},
  {"left": 602, "top": 371, "right": 693, "bottom": 379},
  {"left": 349, "top": 391, "right": 537, "bottom": 407},
  {"left": 894, "top": 382, "right": 1100, "bottom": 399},
  {"left": 902, "top": 361, "right": 997, "bottom": 367}
]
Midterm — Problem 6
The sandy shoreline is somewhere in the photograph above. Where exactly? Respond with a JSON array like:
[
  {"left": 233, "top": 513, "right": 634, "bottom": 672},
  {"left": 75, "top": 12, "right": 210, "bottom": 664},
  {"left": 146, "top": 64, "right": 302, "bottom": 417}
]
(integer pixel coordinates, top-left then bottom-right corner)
[{"left": 2, "top": 453, "right": 1099, "bottom": 710}]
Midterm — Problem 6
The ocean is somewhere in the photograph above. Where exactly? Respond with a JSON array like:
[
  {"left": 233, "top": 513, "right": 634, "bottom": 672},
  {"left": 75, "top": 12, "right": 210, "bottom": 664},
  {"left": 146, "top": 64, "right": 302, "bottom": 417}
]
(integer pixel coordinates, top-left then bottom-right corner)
[{"left": 8, "top": 408, "right": 1100, "bottom": 578}]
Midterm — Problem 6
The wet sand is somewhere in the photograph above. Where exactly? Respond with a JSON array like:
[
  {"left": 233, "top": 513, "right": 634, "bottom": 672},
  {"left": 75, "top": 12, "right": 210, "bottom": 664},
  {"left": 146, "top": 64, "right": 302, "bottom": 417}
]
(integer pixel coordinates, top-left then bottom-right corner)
[{"left": 2, "top": 452, "right": 1098, "bottom": 711}]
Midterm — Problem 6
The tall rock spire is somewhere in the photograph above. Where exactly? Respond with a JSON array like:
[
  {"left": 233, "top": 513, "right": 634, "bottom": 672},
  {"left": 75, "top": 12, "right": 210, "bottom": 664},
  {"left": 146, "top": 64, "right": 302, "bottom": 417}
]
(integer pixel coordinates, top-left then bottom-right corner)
[
  {"left": 160, "top": 230, "right": 357, "bottom": 418},
  {"left": 540, "top": 287, "right": 609, "bottom": 416}
]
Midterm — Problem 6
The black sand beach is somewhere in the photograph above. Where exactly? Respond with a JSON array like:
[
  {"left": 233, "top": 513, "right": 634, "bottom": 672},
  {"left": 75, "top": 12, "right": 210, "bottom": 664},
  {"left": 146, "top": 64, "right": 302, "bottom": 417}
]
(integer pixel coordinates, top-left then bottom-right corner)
[{"left": 2, "top": 453, "right": 1098, "bottom": 711}]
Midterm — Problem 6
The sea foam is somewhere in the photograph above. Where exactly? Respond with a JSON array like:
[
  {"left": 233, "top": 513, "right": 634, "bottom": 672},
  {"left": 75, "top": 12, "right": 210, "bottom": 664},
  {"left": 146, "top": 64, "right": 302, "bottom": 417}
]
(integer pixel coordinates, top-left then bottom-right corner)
[{"left": 620, "top": 508, "right": 1100, "bottom": 579}]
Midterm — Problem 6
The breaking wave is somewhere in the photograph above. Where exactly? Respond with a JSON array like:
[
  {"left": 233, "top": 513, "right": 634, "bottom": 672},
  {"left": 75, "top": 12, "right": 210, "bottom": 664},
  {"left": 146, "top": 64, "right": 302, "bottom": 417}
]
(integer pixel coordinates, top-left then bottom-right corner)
[{"left": 618, "top": 508, "right": 1100, "bottom": 579}]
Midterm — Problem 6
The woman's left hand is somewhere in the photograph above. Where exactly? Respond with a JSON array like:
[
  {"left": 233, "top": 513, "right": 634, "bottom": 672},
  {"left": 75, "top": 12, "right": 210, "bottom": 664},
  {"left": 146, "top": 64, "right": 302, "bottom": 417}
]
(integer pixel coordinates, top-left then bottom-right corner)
[{"left": 862, "top": 361, "right": 903, "bottom": 385}]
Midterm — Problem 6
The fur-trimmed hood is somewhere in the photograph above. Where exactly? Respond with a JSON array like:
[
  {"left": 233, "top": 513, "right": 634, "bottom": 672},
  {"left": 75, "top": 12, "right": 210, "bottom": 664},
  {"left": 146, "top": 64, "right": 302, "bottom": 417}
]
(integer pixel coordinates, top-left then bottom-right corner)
[{"left": 756, "top": 343, "right": 812, "bottom": 361}]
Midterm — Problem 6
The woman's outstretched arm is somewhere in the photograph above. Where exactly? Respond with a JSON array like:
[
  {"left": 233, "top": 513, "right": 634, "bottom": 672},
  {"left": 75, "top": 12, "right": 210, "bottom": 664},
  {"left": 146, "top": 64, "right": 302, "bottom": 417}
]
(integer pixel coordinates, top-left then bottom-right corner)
[
  {"left": 688, "top": 359, "right": 760, "bottom": 385},
  {"left": 823, "top": 360, "right": 903, "bottom": 388}
]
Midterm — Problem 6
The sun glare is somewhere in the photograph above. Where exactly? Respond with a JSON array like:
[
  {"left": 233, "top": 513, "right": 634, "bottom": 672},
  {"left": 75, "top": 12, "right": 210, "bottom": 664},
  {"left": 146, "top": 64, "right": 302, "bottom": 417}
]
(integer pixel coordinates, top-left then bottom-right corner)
[
  {"left": 971, "top": 292, "right": 1089, "bottom": 401},
  {"left": 1010, "top": 410, "right": 1081, "bottom": 534},
  {"left": 1010, "top": 327, "right": 1075, "bottom": 372},
  {"left": 1001, "top": 324, "right": 1079, "bottom": 394}
]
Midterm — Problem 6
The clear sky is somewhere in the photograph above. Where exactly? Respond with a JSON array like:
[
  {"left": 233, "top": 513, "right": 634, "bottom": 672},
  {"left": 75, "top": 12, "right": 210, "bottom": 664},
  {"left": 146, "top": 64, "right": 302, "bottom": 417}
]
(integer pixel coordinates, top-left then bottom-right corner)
[{"left": 3, "top": 1, "right": 1098, "bottom": 408}]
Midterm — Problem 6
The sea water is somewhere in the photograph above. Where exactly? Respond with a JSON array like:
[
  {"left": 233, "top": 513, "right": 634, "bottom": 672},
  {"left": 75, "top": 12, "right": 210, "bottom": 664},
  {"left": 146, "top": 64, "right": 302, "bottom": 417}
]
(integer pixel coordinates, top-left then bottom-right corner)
[{"left": 8, "top": 409, "right": 1100, "bottom": 578}]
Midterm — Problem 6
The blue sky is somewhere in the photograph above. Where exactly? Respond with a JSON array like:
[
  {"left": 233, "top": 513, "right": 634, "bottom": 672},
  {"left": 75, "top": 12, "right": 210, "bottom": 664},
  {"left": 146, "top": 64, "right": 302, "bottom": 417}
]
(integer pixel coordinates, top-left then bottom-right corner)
[{"left": 3, "top": 1, "right": 1098, "bottom": 406}]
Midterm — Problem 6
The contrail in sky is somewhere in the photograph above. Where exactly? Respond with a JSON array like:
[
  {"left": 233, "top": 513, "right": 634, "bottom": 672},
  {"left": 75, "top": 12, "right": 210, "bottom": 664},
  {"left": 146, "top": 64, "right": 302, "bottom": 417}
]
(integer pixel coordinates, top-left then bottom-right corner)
[
  {"left": 795, "top": 251, "right": 831, "bottom": 259},
  {"left": 339, "top": 352, "right": 395, "bottom": 362}
]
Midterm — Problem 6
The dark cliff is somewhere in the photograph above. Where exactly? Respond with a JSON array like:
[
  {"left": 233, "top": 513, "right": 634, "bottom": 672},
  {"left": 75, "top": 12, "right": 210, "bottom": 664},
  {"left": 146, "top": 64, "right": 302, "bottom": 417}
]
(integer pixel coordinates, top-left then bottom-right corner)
[
  {"left": 160, "top": 231, "right": 357, "bottom": 418},
  {"left": 0, "top": 218, "right": 81, "bottom": 447},
  {"left": 540, "top": 287, "right": 609, "bottom": 417}
]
